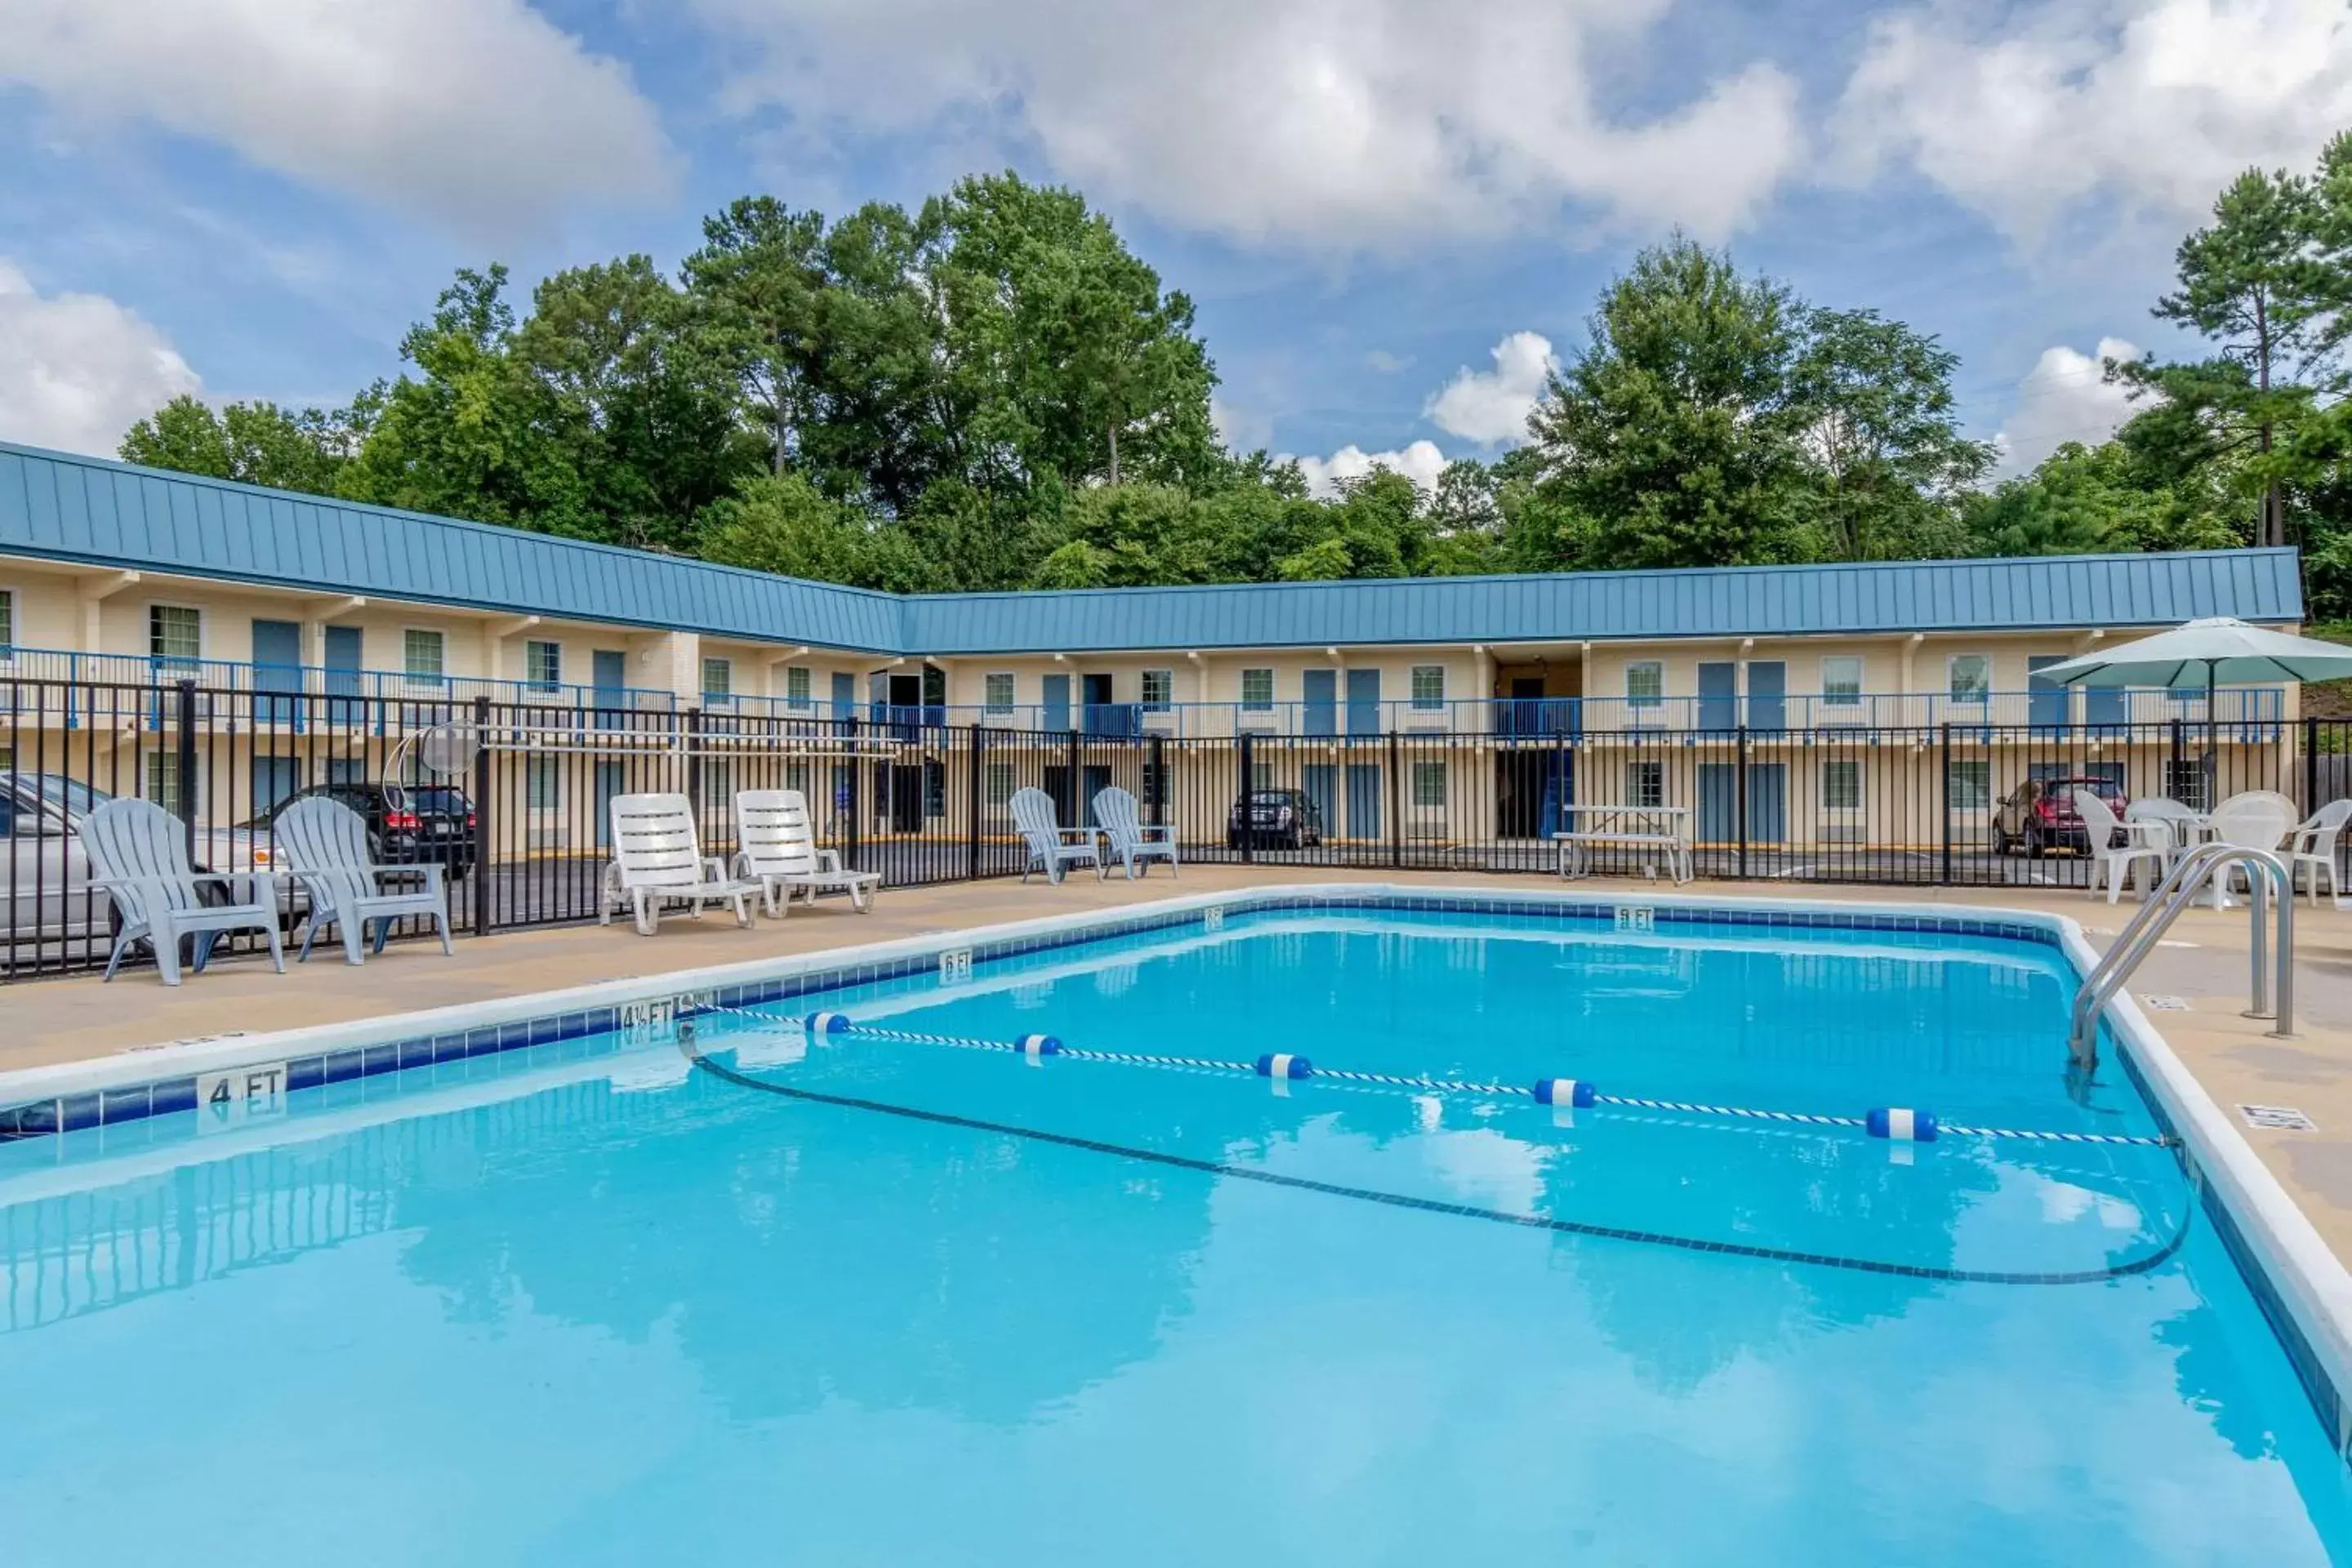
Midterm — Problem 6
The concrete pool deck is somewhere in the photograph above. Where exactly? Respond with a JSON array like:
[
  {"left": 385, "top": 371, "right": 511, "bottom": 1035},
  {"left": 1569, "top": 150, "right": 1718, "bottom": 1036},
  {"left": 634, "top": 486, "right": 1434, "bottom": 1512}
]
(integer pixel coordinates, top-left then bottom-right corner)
[{"left": 10, "top": 866, "right": 2352, "bottom": 1261}]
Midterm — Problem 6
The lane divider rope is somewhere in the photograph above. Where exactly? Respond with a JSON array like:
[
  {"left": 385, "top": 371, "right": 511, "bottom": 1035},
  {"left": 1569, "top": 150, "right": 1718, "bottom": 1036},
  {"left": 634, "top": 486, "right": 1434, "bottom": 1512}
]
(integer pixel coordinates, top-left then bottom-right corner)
[{"left": 679, "top": 1003, "right": 2173, "bottom": 1149}]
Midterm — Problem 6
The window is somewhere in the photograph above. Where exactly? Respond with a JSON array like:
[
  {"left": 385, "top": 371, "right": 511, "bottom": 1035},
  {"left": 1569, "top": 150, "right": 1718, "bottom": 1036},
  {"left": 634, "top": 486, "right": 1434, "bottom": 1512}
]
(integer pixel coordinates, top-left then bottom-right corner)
[
  {"left": 253, "top": 755, "right": 301, "bottom": 816},
  {"left": 1411, "top": 666, "right": 1446, "bottom": 710},
  {"left": 526, "top": 640, "right": 562, "bottom": 691},
  {"left": 1946, "top": 760, "right": 1991, "bottom": 809},
  {"left": 1625, "top": 760, "right": 1664, "bottom": 808},
  {"left": 985, "top": 761, "right": 1016, "bottom": 806},
  {"left": 0, "top": 587, "right": 13, "bottom": 656},
  {"left": 1142, "top": 669, "right": 1174, "bottom": 711},
  {"left": 1626, "top": 662, "right": 1664, "bottom": 708},
  {"left": 701, "top": 657, "right": 733, "bottom": 703},
  {"left": 984, "top": 673, "right": 1015, "bottom": 714},
  {"left": 702, "top": 762, "right": 735, "bottom": 812},
  {"left": 786, "top": 665, "right": 813, "bottom": 709},
  {"left": 924, "top": 759, "right": 947, "bottom": 818},
  {"left": 403, "top": 629, "right": 446, "bottom": 684},
  {"left": 1948, "top": 654, "right": 1990, "bottom": 705},
  {"left": 528, "top": 756, "right": 560, "bottom": 809},
  {"left": 1250, "top": 759, "right": 1276, "bottom": 790},
  {"left": 146, "top": 752, "right": 189, "bottom": 819},
  {"left": 149, "top": 604, "right": 201, "bottom": 669},
  {"left": 1241, "top": 668, "right": 1275, "bottom": 710},
  {"left": 1412, "top": 760, "right": 1447, "bottom": 808},
  {"left": 2164, "top": 759, "right": 2213, "bottom": 812},
  {"left": 1821, "top": 759, "right": 1862, "bottom": 811},
  {"left": 1821, "top": 656, "right": 1862, "bottom": 708}
]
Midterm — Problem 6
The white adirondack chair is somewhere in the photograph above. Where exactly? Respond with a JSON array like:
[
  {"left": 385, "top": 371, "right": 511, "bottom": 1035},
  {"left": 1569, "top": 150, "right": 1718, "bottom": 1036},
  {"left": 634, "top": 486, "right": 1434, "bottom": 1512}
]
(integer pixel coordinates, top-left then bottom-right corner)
[
  {"left": 83, "top": 797, "right": 285, "bottom": 986},
  {"left": 2287, "top": 798, "right": 2352, "bottom": 905},
  {"left": 2073, "top": 789, "right": 2168, "bottom": 905},
  {"left": 1093, "top": 785, "right": 1177, "bottom": 880},
  {"left": 275, "top": 795, "right": 455, "bottom": 964},
  {"left": 600, "top": 792, "right": 761, "bottom": 936},
  {"left": 732, "top": 789, "right": 879, "bottom": 915},
  {"left": 1011, "top": 786, "right": 1102, "bottom": 884}
]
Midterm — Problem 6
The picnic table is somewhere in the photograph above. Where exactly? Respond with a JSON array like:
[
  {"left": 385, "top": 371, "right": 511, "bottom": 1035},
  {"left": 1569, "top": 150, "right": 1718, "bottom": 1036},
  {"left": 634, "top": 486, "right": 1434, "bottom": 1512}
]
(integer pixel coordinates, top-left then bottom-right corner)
[{"left": 1552, "top": 805, "right": 1693, "bottom": 884}]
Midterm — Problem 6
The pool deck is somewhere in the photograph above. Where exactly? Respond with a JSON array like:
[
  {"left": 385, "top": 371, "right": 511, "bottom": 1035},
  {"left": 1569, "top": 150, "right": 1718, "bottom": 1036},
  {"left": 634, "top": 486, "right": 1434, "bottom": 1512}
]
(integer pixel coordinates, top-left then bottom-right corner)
[{"left": 11, "top": 867, "right": 2352, "bottom": 1262}]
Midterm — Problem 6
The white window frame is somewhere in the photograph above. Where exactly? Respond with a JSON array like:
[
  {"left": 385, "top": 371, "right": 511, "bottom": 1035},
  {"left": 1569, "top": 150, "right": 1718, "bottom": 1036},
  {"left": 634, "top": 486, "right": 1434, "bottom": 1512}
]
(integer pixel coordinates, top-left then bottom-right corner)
[
  {"left": 527, "top": 755, "right": 560, "bottom": 810},
  {"left": 149, "top": 603, "right": 203, "bottom": 670},
  {"left": 1946, "top": 759, "right": 1992, "bottom": 810},
  {"left": 701, "top": 656, "right": 733, "bottom": 703},
  {"left": 1411, "top": 760, "right": 1447, "bottom": 808},
  {"left": 0, "top": 586, "right": 16, "bottom": 662},
  {"left": 1141, "top": 668, "right": 1174, "bottom": 711},
  {"left": 1625, "top": 661, "right": 1664, "bottom": 709},
  {"left": 983, "top": 673, "right": 1016, "bottom": 715},
  {"left": 1624, "top": 760, "right": 1664, "bottom": 809},
  {"left": 984, "top": 760, "right": 1016, "bottom": 806},
  {"left": 1948, "top": 653, "right": 1991, "bottom": 706},
  {"left": 525, "top": 639, "right": 563, "bottom": 692},
  {"left": 1820, "top": 758, "right": 1863, "bottom": 812},
  {"left": 1820, "top": 656, "right": 1862, "bottom": 709},
  {"left": 403, "top": 628, "right": 447, "bottom": 686},
  {"left": 1410, "top": 665, "right": 1446, "bottom": 710},
  {"left": 1240, "top": 668, "right": 1275, "bottom": 711},
  {"left": 146, "top": 751, "right": 193, "bottom": 819},
  {"left": 786, "top": 665, "right": 813, "bottom": 709}
]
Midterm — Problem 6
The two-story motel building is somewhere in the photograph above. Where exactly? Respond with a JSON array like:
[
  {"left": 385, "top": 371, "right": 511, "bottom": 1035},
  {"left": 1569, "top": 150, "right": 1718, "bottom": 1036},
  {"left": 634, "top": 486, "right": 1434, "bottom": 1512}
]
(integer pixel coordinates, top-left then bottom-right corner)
[{"left": 0, "top": 440, "right": 2311, "bottom": 856}]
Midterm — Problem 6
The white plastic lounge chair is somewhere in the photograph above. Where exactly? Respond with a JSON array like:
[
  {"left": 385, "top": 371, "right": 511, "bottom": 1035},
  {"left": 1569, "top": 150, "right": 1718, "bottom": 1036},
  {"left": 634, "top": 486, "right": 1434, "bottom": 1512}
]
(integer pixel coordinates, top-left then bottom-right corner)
[
  {"left": 275, "top": 795, "right": 455, "bottom": 964},
  {"left": 84, "top": 797, "right": 285, "bottom": 986},
  {"left": 600, "top": 792, "right": 761, "bottom": 936},
  {"left": 2287, "top": 798, "right": 2352, "bottom": 905},
  {"left": 1011, "top": 786, "right": 1102, "bottom": 884},
  {"left": 1093, "top": 785, "right": 1178, "bottom": 880},
  {"left": 732, "top": 789, "right": 879, "bottom": 915},
  {"left": 2073, "top": 789, "right": 2168, "bottom": 905}
]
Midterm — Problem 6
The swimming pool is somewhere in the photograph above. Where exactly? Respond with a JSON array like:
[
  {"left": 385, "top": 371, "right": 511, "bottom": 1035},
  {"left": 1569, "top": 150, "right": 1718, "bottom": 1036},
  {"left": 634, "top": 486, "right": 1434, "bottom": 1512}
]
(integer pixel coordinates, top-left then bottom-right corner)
[{"left": 4, "top": 889, "right": 2350, "bottom": 1564}]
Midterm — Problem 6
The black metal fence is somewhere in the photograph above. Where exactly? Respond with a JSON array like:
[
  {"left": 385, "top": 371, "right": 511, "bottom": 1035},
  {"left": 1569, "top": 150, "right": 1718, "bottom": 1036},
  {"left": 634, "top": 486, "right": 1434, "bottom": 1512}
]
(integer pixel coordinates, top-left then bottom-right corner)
[{"left": 2, "top": 675, "right": 2343, "bottom": 981}]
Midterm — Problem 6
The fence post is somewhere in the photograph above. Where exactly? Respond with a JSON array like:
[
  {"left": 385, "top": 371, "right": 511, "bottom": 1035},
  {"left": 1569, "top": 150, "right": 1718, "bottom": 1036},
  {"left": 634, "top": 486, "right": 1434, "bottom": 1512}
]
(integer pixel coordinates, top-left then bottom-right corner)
[
  {"left": 684, "top": 706, "right": 703, "bottom": 814},
  {"left": 1149, "top": 732, "right": 1166, "bottom": 827},
  {"left": 2170, "top": 718, "right": 2185, "bottom": 808},
  {"left": 1387, "top": 730, "right": 1402, "bottom": 869},
  {"left": 1238, "top": 731, "right": 1255, "bottom": 865},
  {"left": 845, "top": 717, "right": 863, "bottom": 871},
  {"left": 1064, "top": 728, "right": 1081, "bottom": 824},
  {"left": 1938, "top": 722, "right": 1953, "bottom": 887},
  {"left": 2305, "top": 715, "right": 2319, "bottom": 811},
  {"left": 966, "top": 724, "right": 983, "bottom": 881},
  {"left": 472, "top": 695, "right": 493, "bottom": 937},
  {"left": 174, "top": 679, "right": 198, "bottom": 866},
  {"left": 1735, "top": 725, "right": 1749, "bottom": 880}
]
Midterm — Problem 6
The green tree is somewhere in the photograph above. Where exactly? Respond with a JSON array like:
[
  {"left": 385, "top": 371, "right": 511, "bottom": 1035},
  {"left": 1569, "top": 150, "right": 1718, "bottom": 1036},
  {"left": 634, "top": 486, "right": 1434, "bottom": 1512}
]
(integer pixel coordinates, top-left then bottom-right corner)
[
  {"left": 1526, "top": 238, "right": 1811, "bottom": 570},
  {"left": 1791, "top": 308, "right": 1989, "bottom": 559},
  {"left": 121, "top": 394, "right": 368, "bottom": 496},
  {"left": 683, "top": 198, "right": 832, "bottom": 480}
]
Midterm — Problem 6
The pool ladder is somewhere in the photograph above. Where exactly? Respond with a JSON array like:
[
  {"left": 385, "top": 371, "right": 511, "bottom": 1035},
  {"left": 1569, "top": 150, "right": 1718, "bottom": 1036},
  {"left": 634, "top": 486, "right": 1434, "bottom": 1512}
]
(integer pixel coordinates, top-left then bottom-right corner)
[{"left": 2068, "top": 840, "right": 2295, "bottom": 1068}]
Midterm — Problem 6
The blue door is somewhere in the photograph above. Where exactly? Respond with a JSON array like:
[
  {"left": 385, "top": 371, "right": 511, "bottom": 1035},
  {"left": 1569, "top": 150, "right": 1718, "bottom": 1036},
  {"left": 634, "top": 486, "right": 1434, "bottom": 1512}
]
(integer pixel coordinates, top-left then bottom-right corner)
[
  {"left": 1746, "top": 662, "right": 1785, "bottom": 733},
  {"left": 1082, "top": 765, "right": 1112, "bottom": 826},
  {"left": 2085, "top": 684, "right": 2126, "bottom": 728},
  {"left": 323, "top": 626, "right": 362, "bottom": 696},
  {"left": 252, "top": 754, "right": 301, "bottom": 816},
  {"left": 595, "top": 762, "right": 626, "bottom": 848},
  {"left": 1699, "top": 763, "right": 1785, "bottom": 844},
  {"left": 1303, "top": 670, "right": 1338, "bottom": 737},
  {"left": 2029, "top": 656, "right": 2071, "bottom": 731},
  {"left": 1346, "top": 762, "right": 1383, "bottom": 838},
  {"left": 1303, "top": 764, "right": 1339, "bottom": 841},
  {"left": 1698, "top": 662, "right": 1736, "bottom": 730},
  {"left": 831, "top": 671, "right": 856, "bottom": 724},
  {"left": 1345, "top": 670, "right": 1381, "bottom": 737},
  {"left": 1747, "top": 762, "right": 1786, "bottom": 844},
  {"left": 1537, "top": 752, "right": 1575, "bottom": 836},
  {"left": 252, "top": 619, "right": 302, "bottom": 728},
  {"left": 593, "top": 649, "right": 626, "bottom": 729},
  {"left": 1042, "top": 674, "right": 1071, "bottom": 732}
]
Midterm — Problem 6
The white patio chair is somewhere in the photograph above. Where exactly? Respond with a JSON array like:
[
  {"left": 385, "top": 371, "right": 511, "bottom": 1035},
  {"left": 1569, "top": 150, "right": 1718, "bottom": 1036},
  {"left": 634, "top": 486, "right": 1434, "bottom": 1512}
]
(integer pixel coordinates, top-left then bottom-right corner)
[
  {"left": 2073, "top": 789, "right": 2169, "bottom": 905},
  {"left": 2203, "top": 790, "right": 2301, "bottom": 905},
  {"left": 83, "top": 797, "right": 285, "bottom": 986},
  {"left": 2125, "top": 797, "right": 2209, "bottom": 869},
  {"left": 1093, "top": 785, "right": 1178, "bottom": 880},
  {"left": 275, "top": 795, "right": 454, "bottom": 964},
  {"left": 1011, "top": 786, "right": 1102, "bottom": 884},
  {"left": 2287, "top": 798, "right": 2352, "bottom": 906},
  {"left": 732, "top": 789, "right": 880, "bottom": 915},
  {"left": 600, "top": 792, "right": 761, "bottom": 937}
]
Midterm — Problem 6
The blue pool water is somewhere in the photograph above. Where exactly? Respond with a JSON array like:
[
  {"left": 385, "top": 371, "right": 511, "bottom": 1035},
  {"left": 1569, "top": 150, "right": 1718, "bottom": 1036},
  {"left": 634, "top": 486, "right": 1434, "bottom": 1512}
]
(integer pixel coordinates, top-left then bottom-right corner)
[{"left": 3, "top": 905, "right": 2350, "bottom": 1564}]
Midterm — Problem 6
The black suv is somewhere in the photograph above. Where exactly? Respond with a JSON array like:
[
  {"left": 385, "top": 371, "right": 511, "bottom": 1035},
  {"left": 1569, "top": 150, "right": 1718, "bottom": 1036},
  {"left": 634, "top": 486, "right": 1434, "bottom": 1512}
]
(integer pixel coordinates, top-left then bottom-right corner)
[
  {"left": 1227, "top": 787, "right": 1325, "bottom": 851},
  {"left": 248, "top": 783, "right": 478, "bottom": 878}
]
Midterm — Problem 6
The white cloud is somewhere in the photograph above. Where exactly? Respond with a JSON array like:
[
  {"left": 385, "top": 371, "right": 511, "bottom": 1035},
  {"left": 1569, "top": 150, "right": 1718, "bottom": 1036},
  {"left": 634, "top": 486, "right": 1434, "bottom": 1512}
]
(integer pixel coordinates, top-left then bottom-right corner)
[
  {"left": 1290, "top": 440, "right": 1450, "bottom": 497},
  {"left": 1833, "top": 0, "right": 2352, "bottom": 239},
  {"left": 1993, "top": 336, "right": 2145, "bottom": 474},
  {"left": 1364, "top": 350, "right": 1414, "bottom": 374},
  {"left": 1425, "top": 331, "right": 1557, "bottom": 445},
  {"left": 1210, "top": 394, "right": 1273, "bottom": 453},
  {"left": 0, "top": 1, "right": 673, "bottom": 237},
  {"left": 689, "top": 0, "right": 1806, "bottom": 249},
  {"left": 0, "top": 259, "right": 201, "bottom": 457}
]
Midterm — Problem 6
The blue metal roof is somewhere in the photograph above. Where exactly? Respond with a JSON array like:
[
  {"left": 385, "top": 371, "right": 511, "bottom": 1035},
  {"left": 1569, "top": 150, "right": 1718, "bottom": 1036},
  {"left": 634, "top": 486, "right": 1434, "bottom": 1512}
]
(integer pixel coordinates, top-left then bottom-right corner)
[{"left": 0, "top": 440, "right": 2305, "bottom": 653}]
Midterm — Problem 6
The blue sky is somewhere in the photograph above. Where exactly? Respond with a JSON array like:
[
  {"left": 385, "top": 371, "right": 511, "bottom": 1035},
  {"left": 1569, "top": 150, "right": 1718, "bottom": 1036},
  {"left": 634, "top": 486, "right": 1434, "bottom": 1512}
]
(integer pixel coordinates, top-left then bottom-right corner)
[{"left": 2, "top": 0, "right": 2348, "bottom": 491}]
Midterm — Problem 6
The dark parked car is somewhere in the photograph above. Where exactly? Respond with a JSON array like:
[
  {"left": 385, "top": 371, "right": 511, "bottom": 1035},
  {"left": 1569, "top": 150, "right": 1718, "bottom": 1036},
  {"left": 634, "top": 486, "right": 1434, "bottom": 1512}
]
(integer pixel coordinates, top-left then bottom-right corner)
[
  {"left": 1227, "top": 787, "right": 1325, "bottom": 851},
  {"left": 247, "top": 783, "right": 477, "bottom": 878},
  {"left": 1992, "top": 775, "right": 2128, "bottom": 857}
]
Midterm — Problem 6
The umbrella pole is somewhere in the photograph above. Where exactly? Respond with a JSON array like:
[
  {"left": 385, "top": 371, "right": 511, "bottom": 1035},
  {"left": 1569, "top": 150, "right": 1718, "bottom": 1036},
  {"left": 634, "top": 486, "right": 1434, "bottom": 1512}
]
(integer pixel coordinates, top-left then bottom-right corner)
[{"left": 2207, "top": 662, "right": 2219, "bottom": 808}]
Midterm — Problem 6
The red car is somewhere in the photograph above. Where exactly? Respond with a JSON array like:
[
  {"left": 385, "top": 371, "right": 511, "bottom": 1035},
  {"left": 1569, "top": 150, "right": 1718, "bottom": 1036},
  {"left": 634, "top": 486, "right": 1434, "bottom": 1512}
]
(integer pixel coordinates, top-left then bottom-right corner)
[{"left": 1992, "top": 775, "right": 2129, "bottom": 857}]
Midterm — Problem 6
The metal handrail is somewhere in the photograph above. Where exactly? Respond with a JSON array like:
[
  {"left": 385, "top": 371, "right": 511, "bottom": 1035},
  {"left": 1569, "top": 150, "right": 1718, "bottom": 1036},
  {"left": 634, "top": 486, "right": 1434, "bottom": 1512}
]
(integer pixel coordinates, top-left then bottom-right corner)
[{"left": 2068, "top": 840, "right": 2295, "bottom": 1067}]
